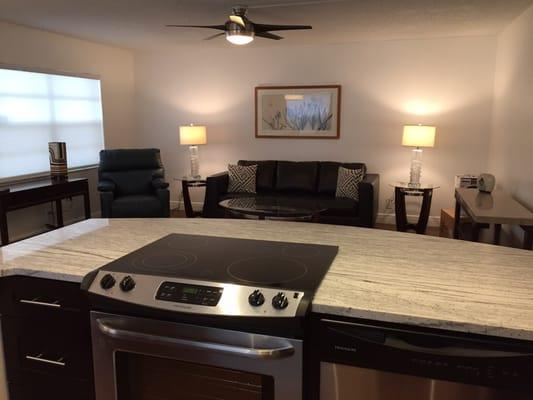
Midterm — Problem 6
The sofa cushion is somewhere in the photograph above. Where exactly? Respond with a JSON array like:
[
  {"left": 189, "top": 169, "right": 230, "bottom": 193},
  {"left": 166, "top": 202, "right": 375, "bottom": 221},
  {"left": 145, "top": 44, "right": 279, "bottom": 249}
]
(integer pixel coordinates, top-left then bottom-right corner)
[
  {"left": 238, "top": 160, "right": 277, "bottom": 192},
  {"left": 276, "top": 161, "right": 318, "bottom": 193},
  {"left": 318, "top": 162, "right": 367, "bottom": 194},
  {"left": 228, "top": 164, "right": 257, "bottom": 193},
  {"left": 336, "top": 167, "right": 365, "bottom": 201}
]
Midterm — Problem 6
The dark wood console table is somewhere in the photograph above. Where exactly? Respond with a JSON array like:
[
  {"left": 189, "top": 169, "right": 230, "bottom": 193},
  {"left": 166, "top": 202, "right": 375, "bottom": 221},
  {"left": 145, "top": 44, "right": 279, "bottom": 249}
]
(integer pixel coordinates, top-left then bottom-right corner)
[{"left": 0, "top": 178, "right": 91, "bottom": 246}]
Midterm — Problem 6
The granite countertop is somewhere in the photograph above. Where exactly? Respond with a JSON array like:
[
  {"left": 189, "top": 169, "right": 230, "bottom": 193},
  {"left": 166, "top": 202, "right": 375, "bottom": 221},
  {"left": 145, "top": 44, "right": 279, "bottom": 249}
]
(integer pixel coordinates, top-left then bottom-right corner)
[{"left": 1, "top": 218, "right": 532, "bottom": 340}]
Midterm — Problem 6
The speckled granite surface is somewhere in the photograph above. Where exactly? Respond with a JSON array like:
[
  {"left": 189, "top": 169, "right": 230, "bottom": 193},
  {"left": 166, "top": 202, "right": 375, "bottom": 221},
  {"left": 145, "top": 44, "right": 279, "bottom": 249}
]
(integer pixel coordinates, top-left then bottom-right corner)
[{"left": 1, "top": 218, "right": 532, "bottom": 340}]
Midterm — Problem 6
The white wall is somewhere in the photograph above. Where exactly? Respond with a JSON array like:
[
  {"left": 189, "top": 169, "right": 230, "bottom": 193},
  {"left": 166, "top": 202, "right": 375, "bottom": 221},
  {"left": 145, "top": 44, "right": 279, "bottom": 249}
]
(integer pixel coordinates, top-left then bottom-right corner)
[
  {"left": 134, "top": 36, "right": 497, "bottom": 218},
  {"left": 0, "top": 21, "right": 136, "bottom": 240},
  {"left": 489, "top": 5, "right": 533, "bottom": 245}
]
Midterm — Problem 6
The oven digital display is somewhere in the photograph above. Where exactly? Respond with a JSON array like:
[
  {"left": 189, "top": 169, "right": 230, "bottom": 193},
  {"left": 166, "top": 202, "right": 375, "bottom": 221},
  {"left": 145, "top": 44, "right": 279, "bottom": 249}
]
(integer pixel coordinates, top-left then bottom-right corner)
[{"left": 156, "top": 282, "right": 223, "bottom": 307}]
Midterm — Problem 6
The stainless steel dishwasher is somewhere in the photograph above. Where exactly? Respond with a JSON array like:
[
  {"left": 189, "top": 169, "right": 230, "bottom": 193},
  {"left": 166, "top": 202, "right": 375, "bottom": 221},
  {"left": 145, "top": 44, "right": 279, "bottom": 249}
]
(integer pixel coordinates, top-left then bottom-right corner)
[{"left": 317, "top": 318, "right": 533, "bottom": 400}]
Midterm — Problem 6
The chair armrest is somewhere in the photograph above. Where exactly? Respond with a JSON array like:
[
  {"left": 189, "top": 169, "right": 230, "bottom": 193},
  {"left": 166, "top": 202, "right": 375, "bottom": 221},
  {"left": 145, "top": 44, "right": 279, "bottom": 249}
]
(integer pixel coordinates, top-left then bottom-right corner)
[
  {"left": 202, "top": 171, "right": 229, "bottom": 218},
  {"left": 152, "top": 178, "right": 169, "bottom": 189},
  {"left": 155, "top": 188, "right": 170, "bottom": 217},
  {"left": 97, "top": 180, "right": 116, "bottom": 192},
  {"left": 358, "top": 173, "right": 380, "bottom": 228},
  {"left": 99, "top": 191, "right": 114, "bottom": 218}
]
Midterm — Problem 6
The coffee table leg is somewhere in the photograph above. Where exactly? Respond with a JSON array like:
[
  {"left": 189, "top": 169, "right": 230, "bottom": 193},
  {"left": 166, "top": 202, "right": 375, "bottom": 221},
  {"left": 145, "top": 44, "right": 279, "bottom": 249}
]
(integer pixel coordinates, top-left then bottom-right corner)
[
  {"left": 522, "top": 226, "right": 533, "bottom": 250},
  {"left": 0, "top": 201, "right": 8, "bottom": 246},
  {"left": 471, "top": 222, "right": 481, "bottom": 242},
  {"left": 453, "top": 199, "right": 461, "bottom": 239},
  {"left": 494, "top": 224, "right": 502, "bottom": 245}
]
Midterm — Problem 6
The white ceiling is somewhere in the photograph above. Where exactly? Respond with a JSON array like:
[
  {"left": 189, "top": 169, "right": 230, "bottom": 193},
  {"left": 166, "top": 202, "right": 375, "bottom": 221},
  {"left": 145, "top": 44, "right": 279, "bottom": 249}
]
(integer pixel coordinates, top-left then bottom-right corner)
[{"left": 0, "top": 0, "right": 532, "bottom": 49}]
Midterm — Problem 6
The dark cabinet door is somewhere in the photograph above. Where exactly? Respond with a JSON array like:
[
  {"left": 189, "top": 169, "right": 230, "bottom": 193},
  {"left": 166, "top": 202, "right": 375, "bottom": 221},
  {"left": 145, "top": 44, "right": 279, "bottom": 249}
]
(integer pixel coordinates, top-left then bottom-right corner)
[{"left": 0, "top": 276, "right": 94, "bottom": 400}]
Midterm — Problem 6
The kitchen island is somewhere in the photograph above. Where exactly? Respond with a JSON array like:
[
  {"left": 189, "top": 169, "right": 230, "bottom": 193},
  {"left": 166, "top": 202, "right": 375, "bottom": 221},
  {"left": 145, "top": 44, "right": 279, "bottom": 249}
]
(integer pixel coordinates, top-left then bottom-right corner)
[{"left": 1, "top": 218, "right": 532, "bottom": 340}]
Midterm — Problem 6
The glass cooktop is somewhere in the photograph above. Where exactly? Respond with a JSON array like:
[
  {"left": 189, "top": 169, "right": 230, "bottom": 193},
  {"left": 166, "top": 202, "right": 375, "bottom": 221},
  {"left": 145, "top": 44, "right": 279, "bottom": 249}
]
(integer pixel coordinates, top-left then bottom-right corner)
[{"left": 102, "top": 233, "right": 338, "bottom": 291}]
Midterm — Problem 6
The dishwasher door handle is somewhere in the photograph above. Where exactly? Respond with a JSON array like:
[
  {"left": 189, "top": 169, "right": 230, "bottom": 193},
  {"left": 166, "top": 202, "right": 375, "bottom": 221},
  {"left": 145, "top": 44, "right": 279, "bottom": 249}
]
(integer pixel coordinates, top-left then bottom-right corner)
[
  {"left": 384, "top": 336, "right": 533, "bottom": 359},
  {"left": 96, "top": 318, "right": 295, "bottom": 360}
]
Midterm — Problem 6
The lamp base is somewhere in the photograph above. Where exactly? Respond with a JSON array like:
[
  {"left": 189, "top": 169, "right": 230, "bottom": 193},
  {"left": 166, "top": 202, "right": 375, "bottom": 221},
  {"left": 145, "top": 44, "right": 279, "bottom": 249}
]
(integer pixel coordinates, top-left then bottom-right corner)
[
  {"left": 409, "top": 148, "right": 423, "bottom": 186},
  {"left": 189, "top": 145, "right": 200, "bottom": 178}
]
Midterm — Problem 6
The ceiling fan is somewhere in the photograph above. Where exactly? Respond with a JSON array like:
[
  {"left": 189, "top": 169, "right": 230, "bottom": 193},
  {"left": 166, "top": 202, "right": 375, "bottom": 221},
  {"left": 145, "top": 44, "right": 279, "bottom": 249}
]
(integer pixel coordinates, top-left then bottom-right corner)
[{"left": 166, "top": 5, "right": 312, "bottom": 45}]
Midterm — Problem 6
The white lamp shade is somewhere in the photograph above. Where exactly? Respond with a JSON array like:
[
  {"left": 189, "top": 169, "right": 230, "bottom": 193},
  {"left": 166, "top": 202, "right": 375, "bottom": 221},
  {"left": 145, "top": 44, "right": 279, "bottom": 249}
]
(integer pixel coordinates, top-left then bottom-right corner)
[
  {"left": 402, "top": 125, "right": 436, "bottom": 147},
  {"left": 179, "top": 125, "right": 207, "bottom": 145}
]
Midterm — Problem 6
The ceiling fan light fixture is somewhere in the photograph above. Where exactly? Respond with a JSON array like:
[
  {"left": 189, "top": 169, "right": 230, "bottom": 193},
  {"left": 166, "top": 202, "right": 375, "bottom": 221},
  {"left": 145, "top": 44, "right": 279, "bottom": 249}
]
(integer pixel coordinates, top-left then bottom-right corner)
[{"left": 225, "top": 31, "right": 254, "bottom": 45}]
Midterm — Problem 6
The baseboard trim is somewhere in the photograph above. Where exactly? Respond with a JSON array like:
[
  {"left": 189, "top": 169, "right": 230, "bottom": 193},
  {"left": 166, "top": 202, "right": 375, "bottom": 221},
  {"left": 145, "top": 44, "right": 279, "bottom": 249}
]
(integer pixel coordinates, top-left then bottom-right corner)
[
  {"left": 377, "top": 212, "right": 441, "bottom": 227},
  {"left": 171, "top": 200, "right": 203, "bottom": 211}
]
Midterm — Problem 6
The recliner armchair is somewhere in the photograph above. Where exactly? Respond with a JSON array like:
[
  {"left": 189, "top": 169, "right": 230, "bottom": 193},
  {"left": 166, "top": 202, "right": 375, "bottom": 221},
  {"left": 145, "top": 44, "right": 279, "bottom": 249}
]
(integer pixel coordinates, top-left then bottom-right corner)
[{"left": 97, "top": 148, "right": 170, "bottom": 218}]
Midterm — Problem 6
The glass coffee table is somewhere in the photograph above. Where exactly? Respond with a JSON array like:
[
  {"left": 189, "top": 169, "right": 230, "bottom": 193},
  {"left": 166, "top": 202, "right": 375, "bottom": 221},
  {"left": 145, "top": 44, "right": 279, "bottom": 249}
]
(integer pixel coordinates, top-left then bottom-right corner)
[{"left": 219, "top": 197, "right": 327, "bottom": 221}]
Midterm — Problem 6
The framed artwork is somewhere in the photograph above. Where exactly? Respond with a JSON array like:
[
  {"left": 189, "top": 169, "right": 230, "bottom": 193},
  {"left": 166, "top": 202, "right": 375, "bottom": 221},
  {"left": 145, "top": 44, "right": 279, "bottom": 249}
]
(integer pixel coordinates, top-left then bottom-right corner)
[{"left": 255, "top": 85, "right": 341, "bottom": 139}]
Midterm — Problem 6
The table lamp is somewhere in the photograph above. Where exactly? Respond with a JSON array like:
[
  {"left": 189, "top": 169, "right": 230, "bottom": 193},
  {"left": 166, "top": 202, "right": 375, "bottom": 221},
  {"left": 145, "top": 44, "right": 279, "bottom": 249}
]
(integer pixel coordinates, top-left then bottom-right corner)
[
  {"left": 179, "top": 124, "right": 207, "bottom": 178},
  {"left": 402, "top": 124, "right": 436, "bottom": 186}
]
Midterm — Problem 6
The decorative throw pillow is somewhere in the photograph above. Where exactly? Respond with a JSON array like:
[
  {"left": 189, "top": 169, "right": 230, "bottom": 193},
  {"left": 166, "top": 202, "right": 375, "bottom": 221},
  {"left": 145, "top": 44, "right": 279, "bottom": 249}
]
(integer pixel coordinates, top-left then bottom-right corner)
[
  {"left": 335, "top": 167, "right": 365, "bottom": 201},
  {"left": 228, "top": 164, "right": 257, "bottom": 193}
]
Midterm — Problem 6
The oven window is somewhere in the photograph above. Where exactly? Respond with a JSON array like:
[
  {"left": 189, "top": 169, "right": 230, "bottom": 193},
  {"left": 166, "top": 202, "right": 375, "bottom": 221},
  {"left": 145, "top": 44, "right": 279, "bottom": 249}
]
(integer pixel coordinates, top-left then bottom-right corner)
[{"left": 115, "top": 351, "right": 274, "bottom": 400}]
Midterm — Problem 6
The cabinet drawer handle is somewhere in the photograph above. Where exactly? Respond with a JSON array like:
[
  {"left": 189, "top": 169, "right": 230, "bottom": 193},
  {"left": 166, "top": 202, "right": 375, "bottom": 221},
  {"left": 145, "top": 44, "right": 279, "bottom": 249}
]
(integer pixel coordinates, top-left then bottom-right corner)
[
  {"left": 25, "top": 354, "right": 66, "bottom": 367},
  {"left": 19, "top": 298, "right": 61, "bottom": 308}
]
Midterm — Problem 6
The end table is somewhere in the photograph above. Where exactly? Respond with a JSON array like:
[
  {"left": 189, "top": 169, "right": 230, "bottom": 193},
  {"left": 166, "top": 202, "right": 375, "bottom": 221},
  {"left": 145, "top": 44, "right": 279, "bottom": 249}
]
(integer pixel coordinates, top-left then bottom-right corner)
[
  {"left": 174, "top": 176, "right": 206, "bottom": 218},
  {"left": 390, "top": 182, "right": 439, "bottom": 234}
]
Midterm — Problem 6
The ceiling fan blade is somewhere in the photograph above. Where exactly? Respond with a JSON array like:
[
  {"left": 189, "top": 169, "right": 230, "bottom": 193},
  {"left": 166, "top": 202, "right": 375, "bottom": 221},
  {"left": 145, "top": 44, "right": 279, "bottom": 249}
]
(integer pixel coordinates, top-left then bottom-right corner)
[
  {"left": 248, "top": 0, "right": 345, "bottom": 8},
  {"left": 253, "top": 23, "right": 312, "bottom": 32},
  {"left": 166, "top": 24, "right": 226, "bottom": 31},
  {"left": 204, "top": 32, "right": 226, "bottom": 41},
  {"left": 255, "top": 32, "right": 284, "bottom": 40},
  {"left": 229, "top": 15, "right": 246, "bottom": 27}
]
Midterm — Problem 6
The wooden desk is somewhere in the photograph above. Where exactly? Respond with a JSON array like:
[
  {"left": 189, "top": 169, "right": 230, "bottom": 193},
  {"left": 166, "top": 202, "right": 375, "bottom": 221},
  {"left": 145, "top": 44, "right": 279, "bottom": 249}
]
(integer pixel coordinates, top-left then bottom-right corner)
[
  {"left": 454, "top": 188, "right": 533, "bottom": 249},
  {"left": 0, "top": 178, "right": 91, "bottom": 246}
]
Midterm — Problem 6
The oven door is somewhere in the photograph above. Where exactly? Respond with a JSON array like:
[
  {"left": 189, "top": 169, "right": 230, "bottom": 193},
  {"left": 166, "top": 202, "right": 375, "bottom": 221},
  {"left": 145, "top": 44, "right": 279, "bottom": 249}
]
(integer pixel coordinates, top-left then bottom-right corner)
[{"left": 91, "top": 311, "right": 302, "bottom": 400}]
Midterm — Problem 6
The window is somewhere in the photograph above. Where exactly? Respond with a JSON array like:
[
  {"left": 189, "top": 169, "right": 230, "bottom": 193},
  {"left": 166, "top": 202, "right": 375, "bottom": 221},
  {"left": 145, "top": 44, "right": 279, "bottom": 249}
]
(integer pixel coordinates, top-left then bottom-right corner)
[{"left": 0, "top": 67, "right": 105, "bottom": 181}]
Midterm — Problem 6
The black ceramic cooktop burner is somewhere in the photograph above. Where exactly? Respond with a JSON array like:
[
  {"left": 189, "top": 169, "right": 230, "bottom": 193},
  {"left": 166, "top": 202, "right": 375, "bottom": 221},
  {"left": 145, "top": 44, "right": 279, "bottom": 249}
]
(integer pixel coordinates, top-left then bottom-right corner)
[
  {"left": 227, "top": 257, "right": 309, "bottom": 286},
  {"left": 102, "top": 233, "right": 338, "bottom": 292},
  {"left": 131, "top": 252, "right": 198, "bottom": 274}
]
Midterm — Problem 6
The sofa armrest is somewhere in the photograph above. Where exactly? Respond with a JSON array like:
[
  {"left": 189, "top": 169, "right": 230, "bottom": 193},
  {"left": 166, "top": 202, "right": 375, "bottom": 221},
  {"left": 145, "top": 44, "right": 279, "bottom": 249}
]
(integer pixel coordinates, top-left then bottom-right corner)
[
  {"left": 156, "top": 188, "right": 170, "bottom": 217},
  {"left": 358, "top": 173, "right": 380, "bottom": 228},
  {"left": 202, "top": 171, "right": 229, "bottom": 218},
  {"left": 97, "top": 180, "right": 116, "bottom": 192},
  {"left": 152, "top": 178, "right": 169, "bottom": 190}
]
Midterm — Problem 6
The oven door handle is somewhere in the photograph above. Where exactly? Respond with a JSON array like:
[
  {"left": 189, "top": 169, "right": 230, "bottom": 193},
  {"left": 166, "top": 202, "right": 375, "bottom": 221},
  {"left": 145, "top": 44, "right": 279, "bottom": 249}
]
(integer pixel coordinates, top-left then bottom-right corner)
[{"left": 96, "top": 318, "right": 295, "bottom": 359}]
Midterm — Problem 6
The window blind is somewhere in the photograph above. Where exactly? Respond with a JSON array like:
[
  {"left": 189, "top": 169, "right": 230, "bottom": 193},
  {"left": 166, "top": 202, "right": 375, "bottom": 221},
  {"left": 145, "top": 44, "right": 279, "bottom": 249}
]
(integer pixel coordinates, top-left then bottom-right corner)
[{"left": 0, "top": 68, "right": 105, "bottom": 181}]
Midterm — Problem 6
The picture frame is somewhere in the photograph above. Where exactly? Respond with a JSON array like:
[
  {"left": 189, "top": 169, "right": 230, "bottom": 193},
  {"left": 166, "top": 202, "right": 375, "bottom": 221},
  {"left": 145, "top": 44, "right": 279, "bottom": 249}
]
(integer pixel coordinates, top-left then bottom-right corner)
[{"left": 255, "top": 85, "right": 341, "bottom": 139}]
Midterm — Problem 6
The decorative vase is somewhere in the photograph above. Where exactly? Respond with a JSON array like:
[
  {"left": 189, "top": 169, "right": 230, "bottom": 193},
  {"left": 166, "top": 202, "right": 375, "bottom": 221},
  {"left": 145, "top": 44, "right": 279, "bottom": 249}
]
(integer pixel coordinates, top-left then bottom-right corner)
[
  {"left": 48, "top": 142, "right": 68, "bottom": 181},
  {"left": 478, "top": 173, "right": 495, "bottom": 193}
]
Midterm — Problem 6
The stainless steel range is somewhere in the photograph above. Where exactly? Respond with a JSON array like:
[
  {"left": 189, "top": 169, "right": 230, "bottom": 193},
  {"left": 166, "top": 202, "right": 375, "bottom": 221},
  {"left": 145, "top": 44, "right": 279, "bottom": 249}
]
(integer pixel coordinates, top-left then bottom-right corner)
[{"left": 82, "top": 233, "right": 338, "bottom": 400}]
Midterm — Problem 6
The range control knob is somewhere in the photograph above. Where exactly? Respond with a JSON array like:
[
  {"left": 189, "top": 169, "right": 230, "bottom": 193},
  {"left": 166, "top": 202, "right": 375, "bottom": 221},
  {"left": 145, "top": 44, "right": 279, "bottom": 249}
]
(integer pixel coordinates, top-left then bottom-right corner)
[
  {"left": 119, "top": 275, "right": 136, "bottom": 292},
  {"left": 100, "top": 274, "right": 116, "bottom": 290},
  {"left": 272, "top": 292, "right": 289, "bottom": 310},
  {"left": 248, "top": 290, "right": 265, "bottom": 307}
]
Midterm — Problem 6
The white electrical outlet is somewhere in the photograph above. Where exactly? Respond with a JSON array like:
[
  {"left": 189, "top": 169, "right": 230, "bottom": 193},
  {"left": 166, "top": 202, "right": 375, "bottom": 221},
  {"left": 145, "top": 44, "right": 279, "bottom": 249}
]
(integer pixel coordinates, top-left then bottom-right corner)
[{"left": 385, "top": 198, "right": 395, "bottom": 210}]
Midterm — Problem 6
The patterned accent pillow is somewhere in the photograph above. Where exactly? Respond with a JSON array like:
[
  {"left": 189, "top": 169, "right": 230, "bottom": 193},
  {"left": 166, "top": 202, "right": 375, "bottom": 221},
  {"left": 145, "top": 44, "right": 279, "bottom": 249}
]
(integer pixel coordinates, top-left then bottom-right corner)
[
  {"left": 228, "top": 164, "right": 257, "bottom": 193},
  {"left": 335, "top": 167, "right": 365, "bottom": 201}
]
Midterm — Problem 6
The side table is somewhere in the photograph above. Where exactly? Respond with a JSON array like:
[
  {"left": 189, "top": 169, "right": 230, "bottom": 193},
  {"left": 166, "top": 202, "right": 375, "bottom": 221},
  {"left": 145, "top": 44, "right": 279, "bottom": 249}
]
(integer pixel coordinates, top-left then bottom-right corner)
[
  {"left": 391, "top": 182, "right": 439, "bottom": 234},
  {"left": 174, "top": 176, "right": 206, "bottom": 218}
]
